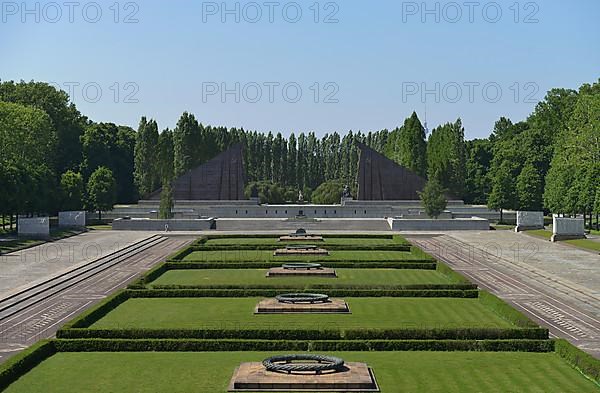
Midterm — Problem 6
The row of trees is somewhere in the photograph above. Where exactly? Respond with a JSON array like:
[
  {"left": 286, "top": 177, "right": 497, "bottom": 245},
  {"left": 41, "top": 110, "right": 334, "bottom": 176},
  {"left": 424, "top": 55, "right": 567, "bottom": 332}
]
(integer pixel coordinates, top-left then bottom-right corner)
[{"left": 1, "top": 79, "right": 598, "bottom": 224}]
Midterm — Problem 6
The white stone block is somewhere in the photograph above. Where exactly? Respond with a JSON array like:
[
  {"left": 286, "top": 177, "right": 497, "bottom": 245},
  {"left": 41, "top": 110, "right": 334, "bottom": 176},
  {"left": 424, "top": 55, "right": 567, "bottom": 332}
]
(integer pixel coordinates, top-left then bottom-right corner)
[
  {"left": 58, "top": 211, "right": 86, "bottom": 227},
  {"left": 515, "top": 211, "right": 544, "bottom": 232},
  {"left": 551, "top": 217, "right": 585, "bottom": 241},
  {"left": 18, "top": 217, "right": 50, "bottom": 238}
]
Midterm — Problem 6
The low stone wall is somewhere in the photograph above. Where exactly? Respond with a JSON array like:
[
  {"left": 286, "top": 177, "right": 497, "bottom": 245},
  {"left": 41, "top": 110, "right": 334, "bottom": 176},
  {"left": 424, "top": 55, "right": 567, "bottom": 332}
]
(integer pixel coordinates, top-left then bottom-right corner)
[
  {"left": 18, "top": 217, "right": 50, "bottom": 238},
  {"left": 112, "top": 218, "right": 215, "bottom": 231},
  {"left": 551, "top": 217, "right": 585, "bottom": 242},
  {"left": 58, "top": 211, "right": 86, "bottom": 227},
  {"left": 388, "top": 216, "right": 490, "bottom": 231},
  {"left": 515, "top": 211, "right": 544, "bottom": 232}
]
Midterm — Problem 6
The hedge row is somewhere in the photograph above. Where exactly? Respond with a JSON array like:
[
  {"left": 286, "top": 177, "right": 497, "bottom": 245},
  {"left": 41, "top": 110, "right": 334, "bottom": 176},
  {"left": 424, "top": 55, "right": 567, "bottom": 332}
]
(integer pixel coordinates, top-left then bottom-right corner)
[
  {"left": 478, "top": 291, "right": 538, "bottom": 328},
  {"left": 127, "top": 288, "right": 479, "bottom": 298},
  {"left": 50, "top": 338, "right": 554, "bottom": 353},
  {"left": 164, "top": 261, "right": 437, "bottom": 270},
  {"left": 193, "top": 244, "right": 412, "bottom": 252},
  {"left": 166, "top": 246, "right": 195, "bottom": 261},
  {"left": 149, "top": 283, "right": 478, "bottom": 291},
  {"left": 57, "top": 327, "right": 548, "bottom": 341},
  {"left": 0, "top": 340, "right": 56, "bottom": 391},
  {"left": 555, "top": 339, "right": 600, "bottom": 385}
]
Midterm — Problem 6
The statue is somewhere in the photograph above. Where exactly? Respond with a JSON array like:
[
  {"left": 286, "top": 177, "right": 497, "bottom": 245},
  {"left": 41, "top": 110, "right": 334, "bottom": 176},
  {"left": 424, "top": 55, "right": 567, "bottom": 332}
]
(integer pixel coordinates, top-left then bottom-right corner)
[
  {"left": 342, "top": 184, "right": 351, "bottom": 198},
  {"left": 298, "top": 190, "right": 304, "bottom": 203}
]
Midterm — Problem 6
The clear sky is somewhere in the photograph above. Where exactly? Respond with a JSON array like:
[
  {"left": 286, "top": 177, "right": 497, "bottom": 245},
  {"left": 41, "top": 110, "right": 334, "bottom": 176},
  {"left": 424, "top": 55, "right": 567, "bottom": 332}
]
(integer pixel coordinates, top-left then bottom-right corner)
[{"left": 1, "top": 0, "right": 599, "bottom": 139}]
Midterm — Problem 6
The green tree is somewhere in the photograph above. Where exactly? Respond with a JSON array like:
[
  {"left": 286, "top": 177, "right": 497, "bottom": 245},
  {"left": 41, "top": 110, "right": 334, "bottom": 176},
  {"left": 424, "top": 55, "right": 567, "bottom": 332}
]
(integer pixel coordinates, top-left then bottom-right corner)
[
  {"left": 60, "top": 170, "right": 85, "bottom": 211},
  {"left": 86, "top": 166, "right": 116, "bottom": 221},
  {"left": 488, "top": 161, "right": 517, "bottom": 222},
  {"left": 312, "top": 180, "right": 344, "bottom": 204},
  {"left": 0, "top": 80, "right": 86, "bottom": 172},
  {"left": 385, "top": 112, "right": 427, "bottom": 176},
  {"left": 516, "top": 161, "right": 543, "bottom": 211},
  {"left": 134, "top": 117, "right": 159, "bottom": 197},
  {"left": 464, "top": 139, "right": 492, "bottom": 204},
  {"left": 0, "top": 101, "right": 56, "bottom": 168},
  {"left": 427, "top": 118, "right": 466, "bottom": 197},
  {"left": 157, "top": 129, "right": 175, "bottom": 183},
  {"left": 419, "top": 175, "right": 448, "bottom": 218},
  {"left": 158, "top": 180, "right": 174, "bottom": 219},
  {"left": 173, "top": 112, "right": 200, "bottom": 177}
]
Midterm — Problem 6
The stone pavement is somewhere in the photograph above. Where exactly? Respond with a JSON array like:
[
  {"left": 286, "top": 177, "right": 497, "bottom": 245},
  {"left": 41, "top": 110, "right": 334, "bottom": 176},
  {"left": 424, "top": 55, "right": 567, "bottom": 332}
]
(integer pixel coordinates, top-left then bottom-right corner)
[
  {"left": 0, "top": 235, "right": 194, "bottom": 363},
  {"left": 406, "top": 230, "right": 600, "bottom": 359},
  {"left": 0, "top": 230, "right": 156, "bottom": 299}
]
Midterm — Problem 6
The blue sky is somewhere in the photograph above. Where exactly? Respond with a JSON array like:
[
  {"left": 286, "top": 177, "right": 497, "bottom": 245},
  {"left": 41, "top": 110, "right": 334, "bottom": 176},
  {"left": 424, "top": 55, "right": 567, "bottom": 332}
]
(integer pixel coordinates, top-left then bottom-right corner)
[{"left": 1, "top": 0, "right": 599, "bottom": 139}]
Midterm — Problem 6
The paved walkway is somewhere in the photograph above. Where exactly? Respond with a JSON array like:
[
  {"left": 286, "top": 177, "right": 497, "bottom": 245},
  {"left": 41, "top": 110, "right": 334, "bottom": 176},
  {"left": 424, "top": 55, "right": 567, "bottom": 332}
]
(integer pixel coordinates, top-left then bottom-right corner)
[
  {"left": 0, "top": 235, "right": 194, "bottom": 363},
  {"left": 406, "top": 230, "right": 600, "bottom": 359},
  {"left": 0, "top": 231, "right": 156, "bottom": 299}
]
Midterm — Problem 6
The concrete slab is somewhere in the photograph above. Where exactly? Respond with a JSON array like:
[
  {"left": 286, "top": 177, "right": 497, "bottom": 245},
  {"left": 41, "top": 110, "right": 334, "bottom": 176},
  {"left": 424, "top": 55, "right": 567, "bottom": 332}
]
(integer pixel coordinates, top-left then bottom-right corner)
[
  {"left": 229, "top": 362, "right": 379, "bottom": 392},
  {"left": 0, "top": 231, "right": 156, "bottom": 299},
  {"left": 255, "top": 298, "right": 350, "bottom": 314}
]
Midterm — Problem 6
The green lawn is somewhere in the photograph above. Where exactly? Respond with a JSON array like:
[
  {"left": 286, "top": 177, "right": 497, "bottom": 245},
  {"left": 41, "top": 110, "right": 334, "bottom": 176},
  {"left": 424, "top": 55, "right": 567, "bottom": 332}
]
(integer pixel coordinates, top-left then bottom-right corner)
[
  {"left": 149, "top": 268, "right": 454, "bottom": 288},
  {"left": 204, "top": 235, "right": 407, "bottom": 246},
  {"left": 526, "top": 230, "right": 600, "bottom": 252},
  {"left": 90, "top": 297, "right": 513, "bottom": 330},
  {"left": 5, "top": 351, "right": 597, "bottom": 393},
  {"left": 182, "top": 249, "right": 427, "bottom": 262}
]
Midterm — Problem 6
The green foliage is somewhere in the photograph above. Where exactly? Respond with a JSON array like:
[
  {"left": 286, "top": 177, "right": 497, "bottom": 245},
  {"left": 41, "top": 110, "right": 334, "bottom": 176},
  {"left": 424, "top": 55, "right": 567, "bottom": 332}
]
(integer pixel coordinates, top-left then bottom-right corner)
[
  {"left": 158, "top": 181, "right": 173, "bottom": 219},
  {"left": 426, "top": 118, "right": 466, "bottom": 197},
  {"left": 555, "top": 339, "right": 600, "bottom": 384},
  {"left": 0, "top": 340, "right": 56, "bottom": 391},
  {"left": 86, "top": 167, "right": 116, "bottom": 217},
  {"left": 464, "top": 138, "right": 493, "bottom": 204},
  {"left": 385, "top": 112, "right": 428, "bottom": 176},
  {"left": 59, "top": 170, "right": 84, "bottom": 211},
  {"left": 173, "top": 112, "right": 200, "bottom": 177},
  {"left": 0, "top": 80, "right": 85, "bottom": 173},
  {"left": 419, "top": 175, "right": 448, "bottom": 218},
  {"left": 488, "top": 160, "right": 517, "bottom": 215},
  {"left": 0, "top": 101, "right": 56, "bottom": 168},
  {"left": 516, "top": 161, "right": 543, "bottom": 210},
  {"left": 311, "top": 179, "right": 344, "bottom": 204},
  {"left": 134, "top": 117, "right": 160, "bottom": 197},
  {"left": 244, "top": 181, "right": 289, "bottom": 203},
  {"left": 81, "top": 122, "right": 137, "bottom": 203}
]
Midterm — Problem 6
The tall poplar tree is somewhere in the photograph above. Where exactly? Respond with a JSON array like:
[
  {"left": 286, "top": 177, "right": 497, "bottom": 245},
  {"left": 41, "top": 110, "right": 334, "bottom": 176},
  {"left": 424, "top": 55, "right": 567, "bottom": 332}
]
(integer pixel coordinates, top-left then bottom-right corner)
[{"left": 133, "top": 117, "right": 159, "bottom": 197}]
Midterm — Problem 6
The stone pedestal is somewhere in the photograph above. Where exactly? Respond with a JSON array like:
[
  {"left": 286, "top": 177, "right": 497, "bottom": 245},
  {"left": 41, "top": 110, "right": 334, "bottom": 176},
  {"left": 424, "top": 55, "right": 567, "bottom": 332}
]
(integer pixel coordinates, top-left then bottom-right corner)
[
  {"left": 267, "top": 267, "right": 337, "bottom": 278},
  {"left": 17, "top": 217, "right": 50, "bottom": 238},
  {"left": 255, "top": 298, "right": 350, "bottom": 314},
  {"left": 515, "top": 211, "right": 544, "bottom": 232},
  {"left": 228, "top": 362, "right": 379, "bottom": 392},
  {"left": 58, "top": 211, "right": 86, "bottom": 227},
  {"left": 279, "top": 235, "right": 324, "bottom": 242},
  {"left": 274, "top": 247, "right": 329, "bottom": 256},
  {"left": 551, "top": 216, "right": 585, "bottom": 242}
]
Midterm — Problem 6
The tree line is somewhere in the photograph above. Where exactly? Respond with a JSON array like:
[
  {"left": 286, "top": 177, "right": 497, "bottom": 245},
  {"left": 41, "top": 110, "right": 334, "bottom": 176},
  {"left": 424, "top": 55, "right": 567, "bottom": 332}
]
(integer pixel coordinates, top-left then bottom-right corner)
[{"left": 1, "top": 79, "right": 598, "bottom": 226}]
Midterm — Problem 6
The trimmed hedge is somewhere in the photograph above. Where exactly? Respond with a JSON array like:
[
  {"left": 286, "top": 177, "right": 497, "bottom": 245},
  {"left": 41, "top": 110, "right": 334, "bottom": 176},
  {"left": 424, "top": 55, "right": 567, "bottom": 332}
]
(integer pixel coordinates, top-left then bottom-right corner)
[
  {"left": 50, "top": 338, "right": 553, "bottom": 353},
  {"left": 164, "top": 261, "right": 437, "bottom": 270},
  {"left": 0, "top": 340, "right": 56, "bottom": 390},
  {"left": 195, "top": 244, "right": 412, "bottom": 252},
  {"left": 479, "top": 291, "right": 538, "bottom": 328},
  {"left": 127, "top": 288, "right": 479, "bottom": 298},
  {"left": 149, "top": 283, "right": 478, "bottom": 291},
  {"left": 311, "top": 339, "right": 554, "bottom": 352},
  {"left": 57, "top": 327, "right": 547, "bottom": 341},
  {"left": 555, "top": 339, "right": 600, "bottom": 384},
  {"left": 436, "top": 261, "right": 471, "bottom": 284},
  {"left": 53, "top": 339, "right": 308, "bottom": 352}
]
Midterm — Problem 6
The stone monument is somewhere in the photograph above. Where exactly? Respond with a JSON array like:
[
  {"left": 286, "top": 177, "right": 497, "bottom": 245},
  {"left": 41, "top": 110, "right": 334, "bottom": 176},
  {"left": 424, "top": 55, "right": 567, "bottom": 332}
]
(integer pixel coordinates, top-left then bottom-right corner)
[
  {"left": 255, "top": 293, "right": 349, "bottom": 314},
  {"left": 515, "top": 211, "right": 544, "bottom": 232},
  {"left": 551, "top": 216, "right": 586, "bottom": 242},
  {"left": 18, "top": 217, "right": 50, "bottom": 238},
  {"left": 267, "top": 262, "right": 337, "bottom": 277},
  {"left": 273, "top": 244, "right": 329, "bottom": 256},
  {"left": 58, "top": 211, "right": 86, "bottom": 228},
  {"left": 229, "top": 354, "right": 379, "bottom": 392}
]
